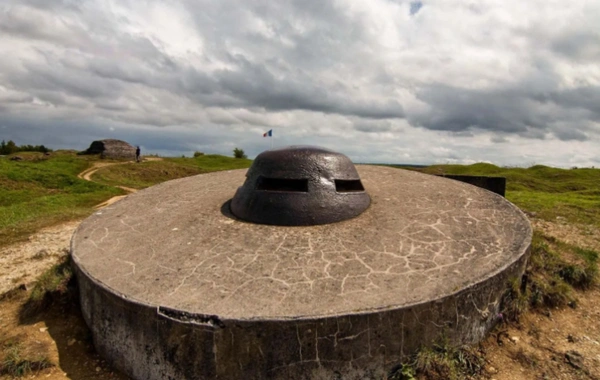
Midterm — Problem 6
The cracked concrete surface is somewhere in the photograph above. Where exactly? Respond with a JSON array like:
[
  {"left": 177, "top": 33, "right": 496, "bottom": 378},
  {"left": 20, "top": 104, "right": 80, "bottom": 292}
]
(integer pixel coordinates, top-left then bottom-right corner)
[{"left": 71, "top": 166, "right": 532, "bottom": 379}]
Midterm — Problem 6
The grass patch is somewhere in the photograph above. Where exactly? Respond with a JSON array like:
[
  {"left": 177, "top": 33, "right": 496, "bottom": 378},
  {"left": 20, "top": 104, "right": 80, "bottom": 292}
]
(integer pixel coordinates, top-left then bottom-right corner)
[
  {"left": 92, "top": 154, "right": 252, "bottom": 189},
  {"left": 21, "top": 256, "right": 75, "bottom": 318},
  {"left": 0, "top": 341, "right": 52, "bottom": 377},
  {"left": 501, "top": 230, "right": 599, "bottom": 320},
  {"left": 387, "top": 339, "right": 485, "bottom": 380},
  {"left": 0, "top": 151, "right": 123, "bottom": 247}
]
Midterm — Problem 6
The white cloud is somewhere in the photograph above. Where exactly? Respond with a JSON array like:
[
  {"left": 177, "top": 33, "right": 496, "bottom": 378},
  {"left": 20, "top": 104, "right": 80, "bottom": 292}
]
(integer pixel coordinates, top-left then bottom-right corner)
[{"left": 0, "top": 0, "right": 599, "bottom": 167}]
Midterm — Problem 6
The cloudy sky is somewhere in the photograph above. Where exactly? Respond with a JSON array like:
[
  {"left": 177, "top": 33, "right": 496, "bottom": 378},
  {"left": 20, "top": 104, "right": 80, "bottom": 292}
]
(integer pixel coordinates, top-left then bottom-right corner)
[{"left": 1, "top": 0, "right": 599, "bottom": 166}]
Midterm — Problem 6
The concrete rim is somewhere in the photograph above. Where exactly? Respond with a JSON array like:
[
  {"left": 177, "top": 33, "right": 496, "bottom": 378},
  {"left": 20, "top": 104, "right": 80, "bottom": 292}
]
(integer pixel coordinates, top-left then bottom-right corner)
[{"left": 71, "top": 166, "right": 531, "bottom": 320}]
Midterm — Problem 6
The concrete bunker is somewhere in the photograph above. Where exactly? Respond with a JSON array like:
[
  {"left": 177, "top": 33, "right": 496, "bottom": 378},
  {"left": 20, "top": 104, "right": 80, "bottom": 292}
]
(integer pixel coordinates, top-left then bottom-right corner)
[
  {"left": 82, "top": 139, "right": 136, "bottom": 160},
  {"left": 71, "top": 146, "right": 532, "bottom": 379}
]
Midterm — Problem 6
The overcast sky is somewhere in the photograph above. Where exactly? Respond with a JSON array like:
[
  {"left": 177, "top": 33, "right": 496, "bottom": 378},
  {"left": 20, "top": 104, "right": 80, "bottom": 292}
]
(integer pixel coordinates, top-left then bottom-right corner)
[{"left": 1, "top": 0, "right": 599, "bottom": 166}]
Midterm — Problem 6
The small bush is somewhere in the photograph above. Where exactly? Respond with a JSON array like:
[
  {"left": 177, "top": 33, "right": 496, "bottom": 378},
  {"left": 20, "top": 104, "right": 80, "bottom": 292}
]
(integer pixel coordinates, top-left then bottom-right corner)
[
  {"left": 233, "top": 148, "right": 247, "bottom": 159},
  {"left": 193, "top": 151, "right": 204, "bottom": 157}
]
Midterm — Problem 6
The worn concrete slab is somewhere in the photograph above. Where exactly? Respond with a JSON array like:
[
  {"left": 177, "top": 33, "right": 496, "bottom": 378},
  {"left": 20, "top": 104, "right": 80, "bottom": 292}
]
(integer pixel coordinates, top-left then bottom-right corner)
[{"left": 71, "top": 165, "right": 532, "bottom": 379}]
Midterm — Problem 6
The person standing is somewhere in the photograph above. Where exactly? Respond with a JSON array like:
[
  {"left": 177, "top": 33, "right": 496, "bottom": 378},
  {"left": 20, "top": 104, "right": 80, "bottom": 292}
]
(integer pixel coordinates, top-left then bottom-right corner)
[{"left": 135, "top": 146, "right": 141, "bottom": 162}]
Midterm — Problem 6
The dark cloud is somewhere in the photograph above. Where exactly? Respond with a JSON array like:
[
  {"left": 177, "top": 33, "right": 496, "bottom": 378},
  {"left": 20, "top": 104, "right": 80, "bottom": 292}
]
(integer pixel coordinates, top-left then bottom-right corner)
[
  {"left": 411, "top": 79, "right": 600, "bottom": 142},
  {"left": 552, "top": 32, "right": 600, "bottom": 63},
  {"left": 411, "top": 85, "right": 550, "bottom": 134},
  {"left": 546, "top": 86, "right": 600, "bottom": 120},
  {"left": 353, "top": 120, "right": 393, "bottom": 133},
  {"left": 1, "top": 0, "right": 404, "bottom": 121},
  {"left": 552, "top": 128, "right": 587, "bottom": 142}
]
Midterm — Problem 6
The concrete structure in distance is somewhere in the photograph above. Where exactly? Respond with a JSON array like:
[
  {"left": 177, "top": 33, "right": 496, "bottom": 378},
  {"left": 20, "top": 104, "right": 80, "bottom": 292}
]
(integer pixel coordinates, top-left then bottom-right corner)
[{"left": 71, "top": 165, "right": 531, "bottom": 380}]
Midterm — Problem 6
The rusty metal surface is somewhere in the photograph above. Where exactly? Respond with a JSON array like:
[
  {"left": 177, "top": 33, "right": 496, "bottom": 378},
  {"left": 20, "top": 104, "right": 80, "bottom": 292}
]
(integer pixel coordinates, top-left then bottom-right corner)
[{"left": 230, "top": 146, "right": 370, "bottom": 225}]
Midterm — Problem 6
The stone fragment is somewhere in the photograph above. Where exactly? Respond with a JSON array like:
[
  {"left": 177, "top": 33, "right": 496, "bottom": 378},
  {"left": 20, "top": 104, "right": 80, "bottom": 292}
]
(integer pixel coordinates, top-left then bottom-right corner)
[{"left": 565, "top": 350, "right": 583, "bottom": 369}]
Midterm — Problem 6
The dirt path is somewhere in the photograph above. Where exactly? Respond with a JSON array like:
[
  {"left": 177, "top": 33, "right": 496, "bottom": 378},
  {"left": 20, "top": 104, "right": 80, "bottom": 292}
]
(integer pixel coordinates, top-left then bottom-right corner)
[
  {"left": 76, "top": 162, "right": 120, "bottom": 182},
  {"left": 77, "top": 158, "right": 162, "bottom": 209}
]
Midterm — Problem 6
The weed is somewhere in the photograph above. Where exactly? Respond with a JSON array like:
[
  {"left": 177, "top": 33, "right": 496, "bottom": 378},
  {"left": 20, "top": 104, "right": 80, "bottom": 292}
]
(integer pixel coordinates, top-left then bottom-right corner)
[
  {"left": 21, "top": 256, "right": 74, "bottom": 317},
  {"left": 412, "top": 341, "right": 485, "bottom": 380},
  {"left": 500, "top": 275, "right": 529, "bottom": 321},
  {"left": 0, "top": 342, "right": 52, "bottom": 377},
  {"left": 387, "top": 363, "right": 416, "bottom": 380}
]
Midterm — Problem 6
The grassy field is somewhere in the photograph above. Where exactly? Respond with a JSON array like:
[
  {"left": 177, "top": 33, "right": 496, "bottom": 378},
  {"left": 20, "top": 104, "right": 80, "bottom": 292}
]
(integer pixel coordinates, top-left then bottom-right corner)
[
  {"left": 0, "top": 152, "right": 123, "bottom": 246},
  {"left": 0, "top": 152, "right": 251, "bottom": 247},
  {"left": 408, "top": 163, "right": 600, "bottom": 226},
  {"left": 92, "top": 154, "right": 252, "bottom": 189}
]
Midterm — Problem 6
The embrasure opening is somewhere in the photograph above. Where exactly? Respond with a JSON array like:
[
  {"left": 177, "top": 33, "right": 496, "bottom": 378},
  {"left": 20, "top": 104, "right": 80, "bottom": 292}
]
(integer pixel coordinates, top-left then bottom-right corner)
[
  {"left": 256, "top": 177, "right": 309, "bottom": 192},
  {"left": 335, "top": 179, "right": 365, "bottom": 192}
]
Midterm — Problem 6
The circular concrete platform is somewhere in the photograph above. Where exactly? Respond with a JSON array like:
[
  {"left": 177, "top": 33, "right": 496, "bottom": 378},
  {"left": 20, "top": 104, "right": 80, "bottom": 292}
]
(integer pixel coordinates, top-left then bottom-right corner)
[{"left": 71, "top": 166, "right": 531, "bottom": 380}]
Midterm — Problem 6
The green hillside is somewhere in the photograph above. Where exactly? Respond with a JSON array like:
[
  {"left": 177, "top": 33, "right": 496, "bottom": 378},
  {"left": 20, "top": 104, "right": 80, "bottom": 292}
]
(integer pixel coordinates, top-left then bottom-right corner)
[
  {"left": 0, "top": 152, "right": 251, "bottom": 247},
  {"left": 92, "top": 154, "right": 252, "bottom": 189},
  {"left": 0, "top": 151, "right": 123, "bottom": 246}
]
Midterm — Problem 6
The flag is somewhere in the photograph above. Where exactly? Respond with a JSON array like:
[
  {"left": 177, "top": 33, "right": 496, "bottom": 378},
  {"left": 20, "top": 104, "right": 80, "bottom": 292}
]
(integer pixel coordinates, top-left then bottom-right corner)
[{"left": 263, "top": 129, "right": 272, "bottom": 137}]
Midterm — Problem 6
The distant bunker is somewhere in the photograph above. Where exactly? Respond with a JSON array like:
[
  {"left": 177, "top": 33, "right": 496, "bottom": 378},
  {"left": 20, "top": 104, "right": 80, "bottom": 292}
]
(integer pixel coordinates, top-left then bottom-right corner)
[
  {"left": 83, "top": 139, "right": 136, "bottom": 160},
  {"left": 71, "top": 146, "right": 532, "bottom": 380}
]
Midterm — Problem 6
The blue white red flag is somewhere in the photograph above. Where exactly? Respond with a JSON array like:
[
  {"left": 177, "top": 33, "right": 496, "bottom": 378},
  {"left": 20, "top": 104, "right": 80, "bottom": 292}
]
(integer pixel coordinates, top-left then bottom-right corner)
[{"left": 263, "top": 129, "right": 272, "bottom": 137}]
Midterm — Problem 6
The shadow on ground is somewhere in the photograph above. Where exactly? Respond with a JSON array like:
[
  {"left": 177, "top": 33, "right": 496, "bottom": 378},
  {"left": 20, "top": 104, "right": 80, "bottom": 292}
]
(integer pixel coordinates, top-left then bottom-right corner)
[{"left": 16, "top": 280, "right": 130, "bottom": 380}]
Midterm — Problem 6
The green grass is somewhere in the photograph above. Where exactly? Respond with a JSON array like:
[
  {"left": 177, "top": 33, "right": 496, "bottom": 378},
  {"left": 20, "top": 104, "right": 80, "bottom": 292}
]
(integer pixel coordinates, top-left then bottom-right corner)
[
  {"left": 0, "top": 152, "right": 251, "bottom": 248},
  {"left": 19, "top": 256, "right": 75, "bottom": 319},
  {"left": 0, "top": 152, "right": 123, "bottom": 246},
  {"left": 388, "top": 339, "right": 484, "bottom": 380},
  {"left": 406, "top": 163, "right": 600, "bottom": 226},
  {"left": 0, "top": 341, "right": 52, "bottom": 377},
  {"left": 92, "top": 154, "right": 252, "bottom": 189},
  {"left": 501, "top": 231, "right": 598, "bottom": 320},
  {"left": 28, "top": 256, "right": 73, "bottom": 303}
]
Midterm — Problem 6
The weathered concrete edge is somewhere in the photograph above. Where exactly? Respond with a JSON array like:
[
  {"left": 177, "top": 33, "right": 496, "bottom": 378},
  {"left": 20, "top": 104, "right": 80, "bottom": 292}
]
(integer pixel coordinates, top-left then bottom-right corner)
[
  {"left": 71, "top": 240, "right": 531, "bottom": 380},
  {"left": 70, "top": 167, "right": 533, "bottom": 320}
]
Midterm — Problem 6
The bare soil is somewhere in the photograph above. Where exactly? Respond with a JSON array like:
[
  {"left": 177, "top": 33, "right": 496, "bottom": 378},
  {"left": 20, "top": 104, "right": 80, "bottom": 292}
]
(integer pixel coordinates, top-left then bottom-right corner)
[
  {"left": 1, "top": 196, "right": 598, "bottom": 379},
  {"left": 0, "top": 221, "right": 80, "bottom": 296}
]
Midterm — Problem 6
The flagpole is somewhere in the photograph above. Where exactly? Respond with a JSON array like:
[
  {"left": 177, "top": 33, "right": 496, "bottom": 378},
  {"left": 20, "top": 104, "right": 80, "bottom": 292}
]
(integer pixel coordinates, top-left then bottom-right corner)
[{"left": 271, "top": 130, "right": 274, "bottom": 150}]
